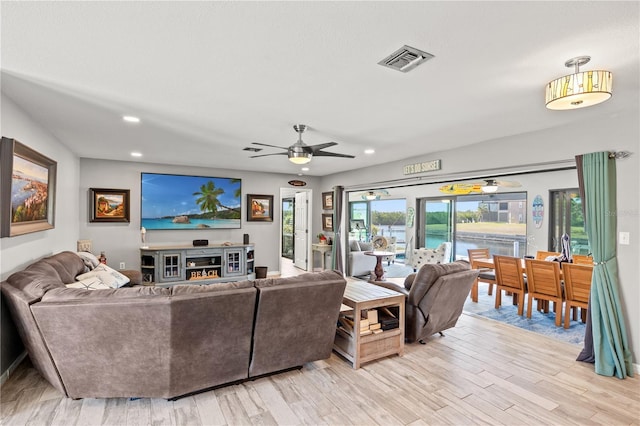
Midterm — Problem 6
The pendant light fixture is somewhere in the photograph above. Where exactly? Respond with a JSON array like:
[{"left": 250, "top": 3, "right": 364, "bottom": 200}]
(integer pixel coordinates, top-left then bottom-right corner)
[{"left": 545, "top": 56, "right": 612, "bottom": 110}]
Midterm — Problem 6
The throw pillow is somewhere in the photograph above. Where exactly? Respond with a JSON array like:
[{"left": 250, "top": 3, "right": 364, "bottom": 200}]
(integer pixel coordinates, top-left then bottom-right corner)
[
  {"left": 349, "top": 240, "right": 361, "bottom": 252},
  {"left": 358, "top": 242, "right": 373, "bottom": 251},
  {"left": 66, "top": 277, "right": 112, "bottom": 290},
  {"left": 76, "top": 264, "right": 130, "bottom": 288},
  {"left": 76, "top": 251, "right": 100, "bottom": 271}
]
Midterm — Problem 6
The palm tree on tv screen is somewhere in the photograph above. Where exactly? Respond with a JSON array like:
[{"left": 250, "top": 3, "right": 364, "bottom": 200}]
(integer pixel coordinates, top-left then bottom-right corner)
[{"left": 193, "top": 181, "right": 239, "bottom": 217}]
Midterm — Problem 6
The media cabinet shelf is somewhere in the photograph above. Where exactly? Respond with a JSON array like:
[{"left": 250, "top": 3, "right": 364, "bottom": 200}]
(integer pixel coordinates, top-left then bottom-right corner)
[{"left": 140, "top": 244, "right": 255, "bottom": 286}]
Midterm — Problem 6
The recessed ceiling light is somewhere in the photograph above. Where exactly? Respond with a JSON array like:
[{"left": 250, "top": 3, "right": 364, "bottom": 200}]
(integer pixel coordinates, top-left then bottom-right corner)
[
  {"left": 123, "top": 115, "right": 140, "bottom": 123},
  {"left": 130, "top": 152, "right": 143, "bottom": 157},
  {"left": 364, "top": 149, "right": 375, "bottom": 155},
  {"left": 301, "top": 167, "right": 310, "bottom": 171}
]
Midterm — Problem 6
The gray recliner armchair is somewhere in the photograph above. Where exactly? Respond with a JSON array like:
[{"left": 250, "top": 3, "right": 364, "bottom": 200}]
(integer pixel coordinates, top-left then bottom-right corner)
[{"left": 372, "top": 260, "right": 479, "bottom": 343}]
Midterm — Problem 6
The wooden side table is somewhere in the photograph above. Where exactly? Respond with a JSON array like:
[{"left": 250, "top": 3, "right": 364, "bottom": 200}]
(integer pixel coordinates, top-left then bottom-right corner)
[
  {"left": 364, "top": 250, "right": 395, "bottom": 281},
  {"left": 334, "top": 280, "right": 405, "bottom": 369}
]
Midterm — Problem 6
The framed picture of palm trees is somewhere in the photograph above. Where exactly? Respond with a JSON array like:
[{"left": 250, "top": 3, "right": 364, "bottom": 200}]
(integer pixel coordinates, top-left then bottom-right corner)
[
  {"left": 140, "top": 173, "right": 242, "bottom": 229},
  {"left": 247, "top": 194, "right": 274, "bottom": 222},
  {"left": 89, "top": 188, "right": 130, "bottom": 222}
]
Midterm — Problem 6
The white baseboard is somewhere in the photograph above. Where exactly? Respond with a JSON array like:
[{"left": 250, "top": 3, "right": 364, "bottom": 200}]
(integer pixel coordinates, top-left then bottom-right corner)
[{"left": 0, "top": 351, "right": 27, "bottom": 386}]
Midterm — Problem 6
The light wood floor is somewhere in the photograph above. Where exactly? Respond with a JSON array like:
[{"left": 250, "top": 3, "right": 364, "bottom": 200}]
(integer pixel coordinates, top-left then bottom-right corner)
[{"left": 2, "top": 261, "right": 639, "bottom": 425}]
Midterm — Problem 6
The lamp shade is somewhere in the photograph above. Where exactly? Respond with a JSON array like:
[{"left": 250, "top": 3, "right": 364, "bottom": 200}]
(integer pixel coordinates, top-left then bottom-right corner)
[
  {"left": 546, "top": 70, "right": 612, "bottom": 110},
  {"left": 545, "top": 57, "right": 612, "bottom": 110}
]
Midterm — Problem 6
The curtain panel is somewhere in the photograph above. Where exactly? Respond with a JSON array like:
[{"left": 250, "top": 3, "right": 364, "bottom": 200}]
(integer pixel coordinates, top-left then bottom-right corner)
[
  {"left": 575, "top": 151, "right": 633, "bottom": 378},
  {"left": 331, "top": 185, "right": 344, "bottom": 273}
]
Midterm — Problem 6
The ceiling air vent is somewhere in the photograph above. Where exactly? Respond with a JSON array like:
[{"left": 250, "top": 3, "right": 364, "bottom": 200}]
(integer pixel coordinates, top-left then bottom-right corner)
[{"left": 378, "top": 45, "right": 434, "bottom": 73}]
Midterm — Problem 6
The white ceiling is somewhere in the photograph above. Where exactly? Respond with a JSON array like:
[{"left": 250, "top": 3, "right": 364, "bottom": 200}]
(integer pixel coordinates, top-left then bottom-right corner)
[{"left": 1, "top": 1, "right": 638, "bottom": 177}]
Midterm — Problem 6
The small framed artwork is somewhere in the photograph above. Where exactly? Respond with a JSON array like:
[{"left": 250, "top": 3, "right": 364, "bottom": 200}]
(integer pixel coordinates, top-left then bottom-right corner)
[
  {"left": 89, "top": 188, "right": 130, "bottom": 223},
  {"left": 247, "top": 194, "right": 274, "bottom": 222},
  {"left": 322, "top": 213, "right": 333, "bottom": 232},
  {"left": 1, "top": 138, "right": 57, "bottom": 237},
  {"left": 322, "top": 191, "right": 333, "bottom": 210}
]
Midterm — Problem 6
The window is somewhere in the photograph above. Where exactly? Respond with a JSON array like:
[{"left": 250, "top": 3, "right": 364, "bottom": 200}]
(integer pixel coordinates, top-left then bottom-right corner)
[{"left": 549, "top": 189, "right": 589, "bottom": 254}]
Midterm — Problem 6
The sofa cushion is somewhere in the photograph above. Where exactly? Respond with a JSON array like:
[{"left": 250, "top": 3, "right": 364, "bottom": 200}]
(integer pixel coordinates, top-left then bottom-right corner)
[
  {"left": 42, "top": 286, "right": 173, "bottom": 302},
  {"left": 171, "top": 280, "right": 253, "bottom": 295},
  {"left": 76, "top": 264, "right": 130, "bottom": 288},
  {"left": 7, "top": 262, "right": 66, "bottom": 301},
  {"left": 349, "top": 240, "right": 361, "bottom": 252},
  {"left": 41, "top": 251, "right": 87, "bottom": 283}
]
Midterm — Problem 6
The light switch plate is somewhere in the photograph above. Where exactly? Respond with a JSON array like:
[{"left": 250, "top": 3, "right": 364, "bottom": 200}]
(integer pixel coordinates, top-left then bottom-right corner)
[{"left": 619, "top": 232, "right": 630, "bottom": 245}]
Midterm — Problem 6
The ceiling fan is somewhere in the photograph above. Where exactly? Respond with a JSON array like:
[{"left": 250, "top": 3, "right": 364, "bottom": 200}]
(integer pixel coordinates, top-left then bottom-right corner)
[
  {"left": 439, "top": 179, "right": 521, "bottom": 195},
  {"left": 249, "top": 124, "right": 355, "bottom": 165},
  {"left": 358, "top": 189, "right": 390, "bottom": 200}
]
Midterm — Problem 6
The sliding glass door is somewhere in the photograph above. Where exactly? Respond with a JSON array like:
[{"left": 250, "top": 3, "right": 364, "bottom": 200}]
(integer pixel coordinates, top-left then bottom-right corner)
[
  {"left": 418, "top": 193, "right": 527, "bottom": 260},
  {"left": 419, "top": 198, "right": 454, "bottom": 252}
]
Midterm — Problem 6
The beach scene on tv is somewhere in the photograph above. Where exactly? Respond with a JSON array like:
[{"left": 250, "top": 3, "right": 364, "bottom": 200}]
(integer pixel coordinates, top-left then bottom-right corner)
[{"left": 141, "top": 173, "right": 241, "bottom": 229}]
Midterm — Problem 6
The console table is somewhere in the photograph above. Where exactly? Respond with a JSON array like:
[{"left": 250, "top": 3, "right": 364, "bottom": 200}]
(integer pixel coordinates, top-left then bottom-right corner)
[
  {"left": 140, "top": 243, "right": 254, "bottom": 286},
  {"left": 312, "top": 243, "right": 332, "bottom": 271},
  {"left": 334, "top": 281, "right": 405, "bottom": 369}
]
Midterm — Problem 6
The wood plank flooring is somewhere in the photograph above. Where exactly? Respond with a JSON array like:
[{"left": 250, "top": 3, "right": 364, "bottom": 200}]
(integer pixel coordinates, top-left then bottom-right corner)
[
  {"left": 2, "top": 311, "right": 639, "bottom": 425},
  {"left": 2, "top": 260, "right": 639, "bottom": 425}
]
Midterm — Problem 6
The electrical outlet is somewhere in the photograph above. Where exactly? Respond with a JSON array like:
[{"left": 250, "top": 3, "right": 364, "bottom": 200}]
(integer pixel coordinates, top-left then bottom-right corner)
[
  {"left": 619, "top": 232, "right": 630, "bottom": 245},
  {"left": 119, "top": 262, "right": 126, "bottom": 269}
]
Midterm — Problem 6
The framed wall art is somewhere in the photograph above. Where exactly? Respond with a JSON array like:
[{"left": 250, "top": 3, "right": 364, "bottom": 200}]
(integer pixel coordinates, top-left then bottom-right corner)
[
  {"left": 247, "top": 194, "right": 274, "bottom": 222},
  {"left": 322, "top": 213, "right": 333, "bottom": 232},
  {"left": 322, "top": 191, "right": 333, "bottom": 210},
  {"left": 1, "top": 137, "right": 57, "bottom": 237},
  {"left": 90, "top": 188, "right": 130, "bottom": 223}
]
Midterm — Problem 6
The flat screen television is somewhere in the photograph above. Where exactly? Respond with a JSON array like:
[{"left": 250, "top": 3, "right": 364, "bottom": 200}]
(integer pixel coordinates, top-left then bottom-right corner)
[{"left": 141, "top": 172, "right": 241, "bottom": 230}]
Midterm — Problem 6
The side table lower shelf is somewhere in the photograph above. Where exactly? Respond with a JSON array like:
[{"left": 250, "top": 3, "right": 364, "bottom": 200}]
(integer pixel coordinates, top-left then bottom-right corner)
[{"left": 333, "top": 281, "right": 405, "bottom": 369}]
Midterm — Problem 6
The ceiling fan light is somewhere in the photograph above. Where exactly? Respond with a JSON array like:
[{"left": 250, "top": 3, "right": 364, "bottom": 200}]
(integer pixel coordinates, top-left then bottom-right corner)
[
  {"left": 482, "top": 184, "right": 498, "bottom": 193},
  {"left": 288, "top": 153, "right": 311, "bottom": 164}
]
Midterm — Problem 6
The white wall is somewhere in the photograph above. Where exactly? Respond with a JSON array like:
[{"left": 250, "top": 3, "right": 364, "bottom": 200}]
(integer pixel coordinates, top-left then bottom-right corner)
[
  {"left": 323, "top": 109, "right": 640, "bottom": 365},
  {"left": 79, "top": 158, "right": 321, "bottom": 274},
  {"left": 0, "top": 93, "right": 80, "bottom": 375},
  {"left": 0, "top": 94, "right": 80, "bottom": 275}
]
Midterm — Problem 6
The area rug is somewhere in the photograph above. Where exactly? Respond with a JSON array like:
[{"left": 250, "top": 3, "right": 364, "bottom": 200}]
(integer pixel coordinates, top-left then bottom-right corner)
[
  {"left": 382, "top": 263, "right": 414, "bottom": 278},
  {"left": 470, "top": 304, "right": 586, "bottom": 346}
]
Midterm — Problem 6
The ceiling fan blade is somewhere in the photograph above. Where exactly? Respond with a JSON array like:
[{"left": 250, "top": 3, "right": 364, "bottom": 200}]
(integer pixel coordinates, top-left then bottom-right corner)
[
  {"left": 249, "top": 152, "right": 288, "bottom": 158},
  {"left": 496, "top": 180, "right": 522, "bottom": 187},
  {"left": 308, "top": 142, "right": 338, "bottom": 153},
  {"left": 251, "top": 142, "right": 288, "bottom": 150},
  {"left": 312, "top": 151, "right": 355, "bottom": 158}
]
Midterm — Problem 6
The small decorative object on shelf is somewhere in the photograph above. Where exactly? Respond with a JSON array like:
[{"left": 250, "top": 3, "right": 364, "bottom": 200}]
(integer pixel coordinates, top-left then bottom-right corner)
[
  {"left": 99, "top": 252, "right": 107, "bottom": 264},
  {"left": 317, "top": 233, "right": 327, "bottom": 244}
]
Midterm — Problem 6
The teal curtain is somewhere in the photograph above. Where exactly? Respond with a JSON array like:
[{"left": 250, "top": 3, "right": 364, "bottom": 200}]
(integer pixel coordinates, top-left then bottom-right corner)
[
  {"left": 331, "top": 186, "right": 344, "bottom": 273},
  {"left": 576, "top": 151, "right": 633, "bottom": 378}
]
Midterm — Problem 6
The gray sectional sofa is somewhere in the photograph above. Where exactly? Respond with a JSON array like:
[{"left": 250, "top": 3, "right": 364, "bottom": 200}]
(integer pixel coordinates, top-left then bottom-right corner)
[{"left": 1, "top": 251, "right": 346, "bottom": 399}]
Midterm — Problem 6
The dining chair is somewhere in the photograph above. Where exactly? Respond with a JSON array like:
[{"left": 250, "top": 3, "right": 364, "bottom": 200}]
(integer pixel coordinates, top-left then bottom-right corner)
[
  {"left": 493, "top": 255, "right": 527, "bottom": 316},
  {"left": 467, "top": 248, "right": 497, "bottom": 301},
  {"left": 524, "top": 259, "right": 563, "bottom": 326},
  {"left": 572, "top": 254, "right": 593, "bottom": 266},
  {"left": 535, "top": 251, "right": 561, "bottom": 260},
  {"left": 562, "top": 263, "right": 593, "bottom": 329}
]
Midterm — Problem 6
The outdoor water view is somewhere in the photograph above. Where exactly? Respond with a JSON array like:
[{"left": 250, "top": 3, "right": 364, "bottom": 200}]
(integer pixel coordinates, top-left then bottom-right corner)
[{"left": 349, "top": 192, "right": 589, "bottom": 262}]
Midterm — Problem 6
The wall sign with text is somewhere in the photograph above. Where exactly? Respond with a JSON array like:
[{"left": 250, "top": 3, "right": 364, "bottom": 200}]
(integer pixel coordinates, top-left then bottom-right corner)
[{"left": 403, "top": 159, "right": 441, "bottom": 175}]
